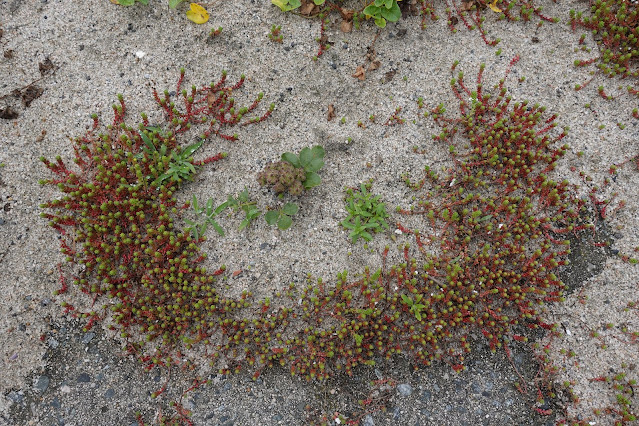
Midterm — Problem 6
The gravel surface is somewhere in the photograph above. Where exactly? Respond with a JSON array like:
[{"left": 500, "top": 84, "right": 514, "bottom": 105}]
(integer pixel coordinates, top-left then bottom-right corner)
[{"left": 1, "top": 0, "right": 638, "bottom": 425}]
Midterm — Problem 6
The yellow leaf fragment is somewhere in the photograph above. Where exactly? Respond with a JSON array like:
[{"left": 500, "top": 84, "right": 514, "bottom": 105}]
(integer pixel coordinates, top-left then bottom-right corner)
[
  {"left": 186, "top": 3, "right": 209, "bottom": 24},
  {"left": 489, "top": 0, "right": 502, "bottom": 13}
]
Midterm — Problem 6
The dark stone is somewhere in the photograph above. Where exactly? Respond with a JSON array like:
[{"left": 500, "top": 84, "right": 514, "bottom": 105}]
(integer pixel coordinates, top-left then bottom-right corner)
[
  {"left": 50, "top": 397, "right": 61, "bottom": 409},
  {"left": 34, "top": 375, "right": 50, "bottom": 393},
  {"left": 76, "top": 373, "right": 91, "bottom": 383}
]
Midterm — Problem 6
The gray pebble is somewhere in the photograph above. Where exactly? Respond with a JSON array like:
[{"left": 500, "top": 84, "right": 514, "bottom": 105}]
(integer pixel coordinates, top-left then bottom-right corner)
[
  {"left": 362, "top": 414, "right": 375, "bottom": 426},
  {"left": 76, "top": 373, "right": 91, "bottom": 383},
  {"left": 7, "top": 391, "right": 24, "bottom": 403},
  {"left": 397, "top": 383, "right": 412, "bottom": 396},
  {"left": 81, "top": 332, "right": 95, "bottom": 344},
  {"left": 104, "top": 388, "right": 115, "bottom": 399},
  {"left": 34, "top": 375, "right": 50, "bottom": 393},
  {"left": 50, "top": 397, "right": 61, "bottom": 409}
]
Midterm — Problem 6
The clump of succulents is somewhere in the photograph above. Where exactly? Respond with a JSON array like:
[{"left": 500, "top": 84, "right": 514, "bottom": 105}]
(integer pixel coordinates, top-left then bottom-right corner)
[{"left": 257, "top": 160, "right": 307, "bottom": 195}]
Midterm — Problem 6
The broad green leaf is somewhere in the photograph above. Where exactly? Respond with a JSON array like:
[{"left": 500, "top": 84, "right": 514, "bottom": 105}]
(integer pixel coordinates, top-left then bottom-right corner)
[
  {"left": 363, "top": 5, "right": 380, "bottom": 18},
  {"left": 313, "top": 0, "right": 325, "bottom": 4},
  {"left": 415, "top": 312, "right": 422, "bottom": 321},
  {"left": 239, "top": 219, "right": 250, "bottom": 231},
  {"left": 272, "top": 0, "right": 301, "bottom": 12},
  {"left": 265, "top": 210, "right": 279, "bottom": 225},
  {"left": 282, "top": 202, "right": 299, "bottom": 216},
  {"left": 306, "top": 158, "right": 324, "bottom": 173},
  {"left": 381, "top": 2, "right": 401, "bottom": 22},
  {"left": 374, "top": 17, "right": 387, "bottom": 27},
  {"left": 281, "top": 152, "right": 300, "bottom": 168},
  {"left": 278, "top": 215, "right": 292, "bottom": 230},
  {"left": 116, "top": 0, "right": 135, "bottom": 5},
  {"left": 311, "top": 145, "right": 325, "bottom": 158},
  {"left": 299, "top": 147, "right": 313, "bottom": 167},
  {"left": 169, "top": 0, "right": 184, "bottom": 8},
  {"left": 361, "top": 231, "right": 373, "bottom": 241},
  {"left": 374, "top": 0, "right": 386, "bottom": 6},
  {"left": 401, "top": 294, "right": 412, "bottom": 305},
  {"left": 303, "top": 172, "right": 321, "bottom": 189}
]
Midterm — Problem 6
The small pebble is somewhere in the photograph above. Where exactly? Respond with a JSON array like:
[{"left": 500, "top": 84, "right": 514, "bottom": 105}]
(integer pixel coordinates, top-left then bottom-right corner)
[
  {"left": 34, "top": 375, "right": 50, "bottom": 393},
  {"left": 397, "top": 383, "right": 412, "bottom": 396}
]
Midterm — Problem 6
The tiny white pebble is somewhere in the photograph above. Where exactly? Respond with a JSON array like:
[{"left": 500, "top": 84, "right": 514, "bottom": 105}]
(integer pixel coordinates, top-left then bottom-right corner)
[
  {"left": 60, "top": 385, "right": 71, "bottom": 393},
  {"left": 395, "top": 229, "right": 402, "bottom": 235},
  {"left": 135, "top": 51, "right": 146, "bottom": 59},
  {"left": 335, "top": 419, "right": 341, "bottom": 424},
  {"left": 566, "top": 329, "right": 572, "bottom": 336}
]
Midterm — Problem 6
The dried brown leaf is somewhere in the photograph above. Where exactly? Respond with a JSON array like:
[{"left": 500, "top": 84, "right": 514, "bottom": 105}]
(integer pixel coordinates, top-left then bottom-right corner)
[
  {"left": 3, "top": 50, "right": 14, "bottom": 59},
  {"left": 352, "top": 66, "right": 366, "bottom": 81},
  {"left": 39, "top": 58, "right": 56, "bottom": 76},
  {"left": 384, "top": 69, "right": 396, "bottom": 83},
  {"left": 300, "top": 0, "right": 318, "bottom": 15},
  {"left": 207, "top": 92, "right": 216, "bottom": 109},
  {"left": 340, "top": 20, "right": 353, "bottom": 33},
  {"left": 0, "top": 107, "right": 19, "bottom": 120},
  {"left": 368, "top": 60, "right": 381, "bottom": 72},
  {"left": 327, "top": 104, "right": 335, "bottom": 121}
]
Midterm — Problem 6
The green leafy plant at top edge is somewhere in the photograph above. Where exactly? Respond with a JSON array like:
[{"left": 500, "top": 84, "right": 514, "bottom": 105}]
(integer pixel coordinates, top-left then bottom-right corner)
[
  {"left": 272, "top": 0, "right": 301, "bottom": 12},
  {"left": 363, "top": 0, "right": 402, "bottom": 28},
  {"left": 265, "top": 202, "right": 299, "bottom": 230},
  {"left": 115, "top": 0, "right": 149, "bottom": 5}
]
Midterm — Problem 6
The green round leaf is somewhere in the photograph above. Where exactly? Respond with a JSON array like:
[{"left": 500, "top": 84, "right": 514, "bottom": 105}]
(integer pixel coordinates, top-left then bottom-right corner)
[
  {"left": 278, "top": 215, "right": 292, "bottom": 230},
  {"left": 303, "top": 172, "right": 321, "bottom": 189},
  {"left": 299, "top": 147, "right": 313, "bottom": 167},
  {"left": 306, "top": 158, "right": 325, "bottom": 173},
  {"left": 381, "top": 1, "right": 401, "bottom": 22},
  {"left": 282, "top": 152, "right": 301, "bottom": 168},
  {"left": 282, "top": 202, "right": 299, "bottom": 216},
  {"left": 265, "top": 210, "right": 279, "bottom": 225}
]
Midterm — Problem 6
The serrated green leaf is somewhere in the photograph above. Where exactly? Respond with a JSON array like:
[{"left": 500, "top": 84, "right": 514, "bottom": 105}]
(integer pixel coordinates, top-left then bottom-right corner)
[
  {"left": 282, "top": 202, "right": 299, "bottom": 216},
  {"left": 281, "top": 152, "right": 300, "bottom": 168},
  {"left": 265, "top": 210, "right": 279, "bottom": 225},
  {"left": 278, "top": 215, "right": 292, "bottom": 230},
  {"left": 303, "top": 172, "right": 321, "bottom": 189}
]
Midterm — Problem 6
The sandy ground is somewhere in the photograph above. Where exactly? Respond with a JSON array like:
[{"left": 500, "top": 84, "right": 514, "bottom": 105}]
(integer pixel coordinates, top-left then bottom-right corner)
[{"left": 1, "top": 0, "right": 638, "bottom": 424}]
